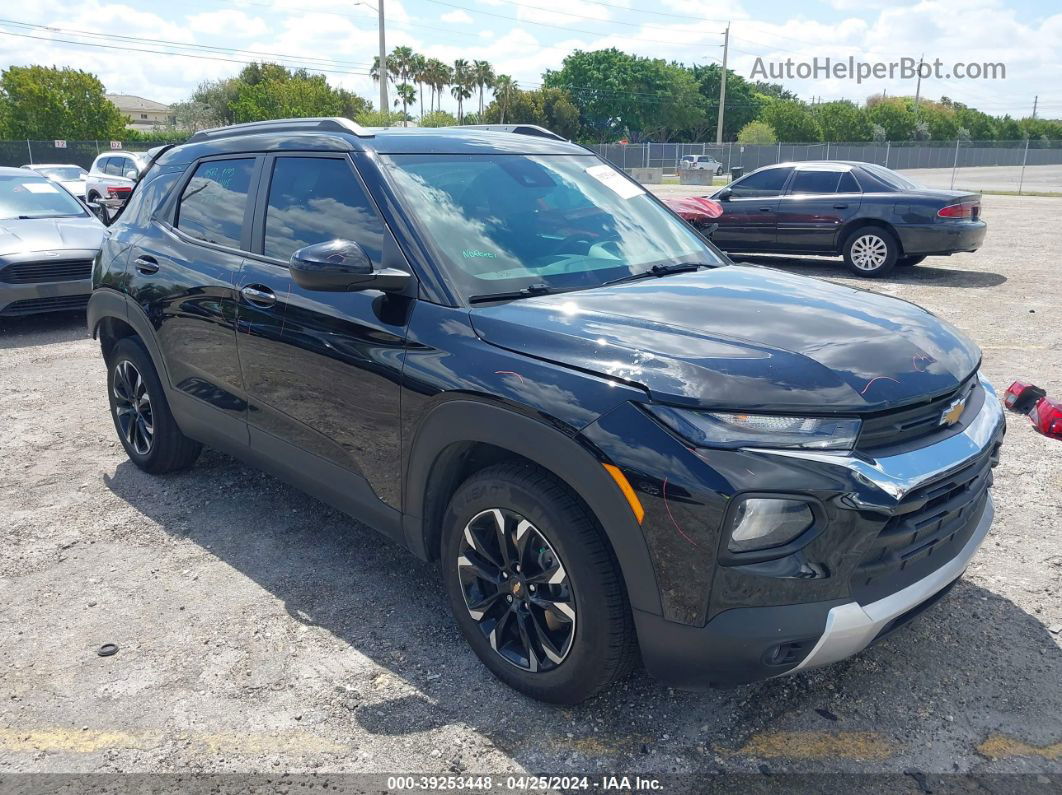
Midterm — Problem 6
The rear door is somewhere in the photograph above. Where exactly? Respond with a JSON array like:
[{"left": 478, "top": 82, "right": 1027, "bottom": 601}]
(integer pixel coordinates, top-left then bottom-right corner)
[
  {"left": 774, "top": 168, "right": 863, "bottom": 253},
  {"left": 125, "top": 154, "right": 260, "bottom": 447},
  {"left": 235, "top": 153, "right": 410, "bottom": 510},
  {"left": 711, "top": 166, "right": 792, "bottom": 252}
]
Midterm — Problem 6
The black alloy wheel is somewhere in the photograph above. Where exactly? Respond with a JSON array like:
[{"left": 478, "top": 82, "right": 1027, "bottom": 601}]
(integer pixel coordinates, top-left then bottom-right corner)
[{"left": 457, "top": 507, "right": 576, "bottom": 673}]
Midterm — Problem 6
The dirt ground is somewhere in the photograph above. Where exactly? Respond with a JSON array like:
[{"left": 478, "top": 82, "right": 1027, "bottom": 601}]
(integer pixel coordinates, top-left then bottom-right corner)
[{"left": 0, "top": 193, "right": 1059, "bottom": 785}]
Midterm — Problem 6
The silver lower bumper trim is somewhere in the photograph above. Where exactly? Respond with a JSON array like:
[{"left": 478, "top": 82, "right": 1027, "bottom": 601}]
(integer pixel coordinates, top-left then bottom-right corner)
[{"left": 789, "top": 492, "right": 994, "bottom": 673}]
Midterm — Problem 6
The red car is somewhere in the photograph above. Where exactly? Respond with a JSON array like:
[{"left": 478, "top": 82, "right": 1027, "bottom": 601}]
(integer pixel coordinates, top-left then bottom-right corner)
[{"left": 662, "top": 195, "right": 723, "bottom": 237}]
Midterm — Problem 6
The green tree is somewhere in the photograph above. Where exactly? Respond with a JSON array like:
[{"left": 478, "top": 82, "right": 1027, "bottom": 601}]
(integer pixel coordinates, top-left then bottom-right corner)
[
  {"left": 355, "top": 109, "right": 406, "bottom": 127},
  {"left": 229, "top": 67, "right": 342, "bottom": 122},
  {"left": 760, "top": 100, "right": 822, "bottom": 142},
  {"left": 690, "top": 63, "right": 765, "bottom": 141},
  {"left": 736, "top": 120, "right": 776, "bottom": 144},
  {"left": 451, "top": 59, "right": 473, "bottom": 122},
  {"left": 472, "top": 60, "right": 495, "bottom": 117},
  {"left": 493, "top": 74, "right": 517, "bottom": 123},
  {"left": 812, "top": 100, "right": 871, "bottom": 141},
  {"left": 420, "top": 110, "right": 459, "bottom": 127},
  {"left": 0, "top": 65, "right": 125, "bottom": 139},
  {"left": 865, "top": 97, "right": 915, "bottom": 141},
  {"left": 395, "top": 83, "right": 416, "bottom": 119}
]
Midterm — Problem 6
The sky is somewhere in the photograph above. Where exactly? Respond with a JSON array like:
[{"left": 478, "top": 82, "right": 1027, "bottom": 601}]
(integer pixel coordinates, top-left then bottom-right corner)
[{"left": 1, "top": 0, "right": 1060, "bottom": 120}]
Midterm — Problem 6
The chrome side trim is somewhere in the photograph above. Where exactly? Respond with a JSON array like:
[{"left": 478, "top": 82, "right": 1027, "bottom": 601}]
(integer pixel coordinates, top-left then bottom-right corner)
[
  {"left": 788, "top": 493, "right": 994, "bottom": 673},
  {"left": 754, "top": 373, "right": 1004, "bottom": 501}
]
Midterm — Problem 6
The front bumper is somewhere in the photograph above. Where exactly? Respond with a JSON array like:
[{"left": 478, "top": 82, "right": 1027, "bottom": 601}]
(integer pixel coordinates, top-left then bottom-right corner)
[
  {"left": 624, "top": 374, "right": 1005, "bottom": 688},
  {"left": 896, "top": 220, "right": 986, "bottom": 255}
]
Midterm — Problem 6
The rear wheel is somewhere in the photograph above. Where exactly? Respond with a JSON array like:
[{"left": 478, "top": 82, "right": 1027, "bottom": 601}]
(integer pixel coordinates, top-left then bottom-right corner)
[
  {"left": 107, "top": 337, "right": 201, "bottom": 474},
  {"left": 896, "top": 255, "right": 927, "bottom": 267},
  {"left": 442, "top": 462, "right": 637, "bottom": 704},
  {"left": 843, "top": 226, "right": 899, "bottom": 277}
]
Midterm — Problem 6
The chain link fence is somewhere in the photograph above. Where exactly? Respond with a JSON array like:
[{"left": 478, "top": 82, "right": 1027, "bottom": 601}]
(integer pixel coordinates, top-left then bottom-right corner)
[
  {"left": 591, "top": 139, "right": 1062, "bottom": 194},
  {"left": 1, "top": 139, "right": 185, "bottom": 171}
]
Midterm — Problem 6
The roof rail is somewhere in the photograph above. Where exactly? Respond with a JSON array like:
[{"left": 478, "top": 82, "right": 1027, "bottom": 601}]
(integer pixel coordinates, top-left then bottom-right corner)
[
  {"left": 453, "top": 124, "right": 567, "bottom": 142},
  {"left": 188, "top": 117, "right": 372, "bottom": 143}
]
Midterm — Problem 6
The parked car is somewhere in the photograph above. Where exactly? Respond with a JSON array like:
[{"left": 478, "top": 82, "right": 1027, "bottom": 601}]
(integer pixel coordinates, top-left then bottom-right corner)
[
  {"left": 662, "top": 195, "right": 724, "bottom": 238},
  {"left": 88, "top": 119, "right": 1004, "bottom": 704},
  {"left": 85, "top": 151, "right": 149, "bottom": 206},
  {"left": 707, "top": 161, "right": 986, "bottom": 277},
  {"left": 0, "top": 167, "right": 106, "bottom": 317},
  {"left": 680, "top": 154, "right": 724, "bottom": 175},
  {"left": 21, "top": 164, "right": 89, "bottom": 202}
]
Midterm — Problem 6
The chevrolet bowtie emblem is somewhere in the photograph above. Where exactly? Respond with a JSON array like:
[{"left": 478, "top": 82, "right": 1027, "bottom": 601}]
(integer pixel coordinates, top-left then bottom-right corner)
[{"left": 940, "top": 396, "right": 966, "bottom": 426}]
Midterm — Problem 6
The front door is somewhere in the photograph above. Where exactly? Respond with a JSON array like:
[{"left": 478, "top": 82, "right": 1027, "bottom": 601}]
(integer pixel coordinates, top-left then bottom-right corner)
[
  {"left": 711, "top": 165, "right": 793, "bottom": 252},
  {"left": 235, "top": 154, "right": 410, "bottom": 510}
]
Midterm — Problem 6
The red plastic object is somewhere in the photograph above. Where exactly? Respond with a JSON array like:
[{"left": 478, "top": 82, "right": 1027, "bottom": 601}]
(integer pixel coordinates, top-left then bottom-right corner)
[
  {"left": 1004, "top": 380, "right": 1047, "bottom": 413},
  {"left": 663, "top": 196, "right": 724, "bottom": 223},
  {"left": 938, "top": 201, "right": 980, "bottom": 219},
  {"left": 1028, "top": 397, "right": 1062, "bottom": 439}
]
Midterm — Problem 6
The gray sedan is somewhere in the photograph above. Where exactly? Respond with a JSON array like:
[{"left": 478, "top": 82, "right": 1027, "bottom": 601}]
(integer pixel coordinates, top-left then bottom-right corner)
[{"left": 0, "top": 167, "right": 106, "bottom": 317}]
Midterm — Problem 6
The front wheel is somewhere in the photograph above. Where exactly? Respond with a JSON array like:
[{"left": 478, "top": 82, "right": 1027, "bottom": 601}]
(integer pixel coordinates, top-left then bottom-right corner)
[
  {"left": 843, "top": 226, "right": 899, "bottom": 277},
  {"left": 442, "top": 462, "right": 637, "bottom": 704}
]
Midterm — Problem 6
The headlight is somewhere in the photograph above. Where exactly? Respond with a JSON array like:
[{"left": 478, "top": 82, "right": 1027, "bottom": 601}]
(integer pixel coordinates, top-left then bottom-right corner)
[
  {"left": 728, "top": 498, "right": 814, "bottom": 553},
  {"left": 647, "top": 406, "right": 861, "bottom": 450}
]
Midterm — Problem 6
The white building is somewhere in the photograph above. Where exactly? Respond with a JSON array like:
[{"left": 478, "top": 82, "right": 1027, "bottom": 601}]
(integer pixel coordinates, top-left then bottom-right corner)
[{"left": 106, "top": 94, "right": 176, "bottom": 131}]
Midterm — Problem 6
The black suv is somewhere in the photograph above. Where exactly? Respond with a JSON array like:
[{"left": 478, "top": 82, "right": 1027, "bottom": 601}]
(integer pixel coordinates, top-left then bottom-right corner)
[{"left": 89, "top": 119, "right": 1004, "bottom": 704}]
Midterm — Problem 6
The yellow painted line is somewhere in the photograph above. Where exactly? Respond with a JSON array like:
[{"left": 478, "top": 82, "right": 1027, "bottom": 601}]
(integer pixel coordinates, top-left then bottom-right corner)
[
  {"left": 0, "top": 728, "right": 347, "bottom": 755},
  {"left": 978, "top": 734, "right": 1062, "bottom": 760},
  {"left": 736, "top": 730, "right": 894, "bottom": 761}
]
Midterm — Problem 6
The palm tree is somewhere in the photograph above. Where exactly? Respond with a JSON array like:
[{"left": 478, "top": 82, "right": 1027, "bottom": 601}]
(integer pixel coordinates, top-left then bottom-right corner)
[
  {"left": 472, "top": 60, "right": 495, "bottom": 116},
  {"left": 452, "top": 59, "right": 473, "bottom": 123},
  {"left": 426, "top": 60, "right": 451, "bottom": 114},
  {"left": 395, "top": 83, "right": 416, "bottom": 121},
  {"left": 494, "top": 74, "right": 516, "bottom": 123},
  {"left": 411, "top": 53, "right": 427, "bottom": 120}
]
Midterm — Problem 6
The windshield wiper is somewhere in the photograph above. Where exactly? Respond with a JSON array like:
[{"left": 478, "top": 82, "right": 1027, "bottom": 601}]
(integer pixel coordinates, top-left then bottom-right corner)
[
  {"left": 469, "top": 283, "right": 560, "bottom": 304},
  {"left": 602, "top": 262, "right": 710, "bottom": 287}
]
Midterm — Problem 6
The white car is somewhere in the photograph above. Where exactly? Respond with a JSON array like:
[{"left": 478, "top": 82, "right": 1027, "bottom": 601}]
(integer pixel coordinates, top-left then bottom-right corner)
[
  {"left": 85, "top": 151, "right": 150, "bottom": 206},
  {"left": 21, "top": 164, "right": 89, "bottom": 202},
  {"left": 680, "top": 154, "right": 724, "bottom": 175}
]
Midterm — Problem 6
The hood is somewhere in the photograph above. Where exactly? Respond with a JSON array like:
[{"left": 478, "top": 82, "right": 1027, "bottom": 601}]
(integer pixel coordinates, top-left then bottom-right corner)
[
  {"left": 662, "top": 196, "right": 724, "bottom": 221},
  {"left": 59, "top": 180, "right": 87, "bottom": 194},
  {"left": 469, "top": 266, "right": 981, "bottom": 412},
  {"left": 0, "top": 216, "right": 105, "bottom": 258}
]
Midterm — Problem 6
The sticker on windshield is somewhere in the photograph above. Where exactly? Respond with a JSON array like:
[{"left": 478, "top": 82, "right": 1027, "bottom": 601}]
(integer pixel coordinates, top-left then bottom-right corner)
[
  {"left": 23, "top": 182, "right": 59, "bottom": 194},
  {"left": 585, "top": 164, "right": 645, "bottom": 200}
]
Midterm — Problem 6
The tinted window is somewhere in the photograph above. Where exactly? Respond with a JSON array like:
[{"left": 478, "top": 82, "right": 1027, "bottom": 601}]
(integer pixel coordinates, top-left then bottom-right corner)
[
  {"left": 97, "top": 157, "right": 113, "bottom": 175},
  {"left": 837, "top": 171, "right": 860, "bottom": 193},
  {"left": 730, "top": 167, "right": 793, "bottom": 197},
  {"left": 263, "top": 157, "right": 385, "bottom": 263},
  {"left": 177, "top": 158, "right": 255, "bottom": 249},
  {"left": 788, "top": 170, "right": 842, "bottom": 194},
  {"left": 858, "top": 164, "right": 920, "bottom": 191},
  {"left": 105, "top": 158, "right": 125, "bottom": 176},
  {"left": 114, "top": 168, "right": 181, "bottom": 229}
]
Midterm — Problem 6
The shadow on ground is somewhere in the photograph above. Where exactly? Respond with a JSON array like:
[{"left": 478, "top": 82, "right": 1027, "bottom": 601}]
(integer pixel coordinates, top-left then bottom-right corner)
[
  {"left": 730, "top": 255, "right": 1008, "bottom": 289},
  {"left": 0, "top": 310, "right": 88, "bottom": 349},
  {"left": 103, "top": 450, "right": 1060, "bottom": 772}
]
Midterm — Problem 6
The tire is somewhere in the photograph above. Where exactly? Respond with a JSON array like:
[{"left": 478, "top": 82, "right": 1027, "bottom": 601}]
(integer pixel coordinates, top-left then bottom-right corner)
[
  {"left": 442, "top": 461, "right": 637, "bottom": 704},
  {"left": 106, "top": 337, "right": 201, "bottom": 474},
  {"left": 843, "top": 226, "right": 899, "bottom": 277},
  {"left": 897, "top": 255, "right": 927, "bottom": 267},
  {"left": 87, "top": 191, "right": 100, "bottom": 203}
]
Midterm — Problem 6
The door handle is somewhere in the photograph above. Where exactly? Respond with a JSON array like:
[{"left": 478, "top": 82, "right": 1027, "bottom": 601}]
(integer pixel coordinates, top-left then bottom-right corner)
[
  {"left": 134, "top": 255, "right": 159, "bottom": 274},
  {"left": 759, "top": 207, "right": 773, "bottom": 212},
  {"left": 833, "top": 203, "right": 849, "bottom": 209},
  {"left": 240, "top": 284, "right": 276, "bottom": 307}
]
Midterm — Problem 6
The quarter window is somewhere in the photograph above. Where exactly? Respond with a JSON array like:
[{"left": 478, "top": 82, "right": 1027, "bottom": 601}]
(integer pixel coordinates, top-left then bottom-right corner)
[
  {"left": 176, "top": 158, "right": 255, "bottom": 249},
  {"left": 263, "top": 157, "right": 385, "bottom": 263}
]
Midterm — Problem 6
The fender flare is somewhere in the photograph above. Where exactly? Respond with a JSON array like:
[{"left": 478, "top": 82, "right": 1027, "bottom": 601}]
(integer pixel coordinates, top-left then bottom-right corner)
[
  {"left": 88, "top": 289, "right": 174, "bottom": 389},
  {"left": 402, "top": 399, "right": 662, "bottom": 616}
]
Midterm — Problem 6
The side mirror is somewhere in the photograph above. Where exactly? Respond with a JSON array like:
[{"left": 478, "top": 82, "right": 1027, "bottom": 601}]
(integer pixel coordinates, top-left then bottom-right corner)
[
  {"left": 289, "top": 239, "right": 410, "bottom": 293},
  {"left": 86, "top": 201, "right": 110, "bottom": 224},
  {"left": 717, "top": 187, "right": 732, "bottom": 201}
]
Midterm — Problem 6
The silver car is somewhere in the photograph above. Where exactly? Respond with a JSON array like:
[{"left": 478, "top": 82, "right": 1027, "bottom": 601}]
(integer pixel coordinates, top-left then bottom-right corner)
[
  {"left": 85, "top": 151, "right": 149, "bottom": 206},
  {"left": 0, "top": 167, "right": 106, "bottom": 317},
  {"left": 21, "top": 164, "right": 90, "bottom": 202}
]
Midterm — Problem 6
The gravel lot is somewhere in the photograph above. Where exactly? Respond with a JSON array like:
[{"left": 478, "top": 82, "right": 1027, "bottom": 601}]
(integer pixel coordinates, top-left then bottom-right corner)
[{"left": 0, "top": 193, "right": 1059, "bottom": 784}]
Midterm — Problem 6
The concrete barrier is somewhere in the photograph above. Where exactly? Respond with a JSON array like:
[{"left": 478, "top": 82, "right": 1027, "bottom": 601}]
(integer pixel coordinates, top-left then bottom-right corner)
[
  {"left": 679, "top": 169, "right": 718, "bottom": 185},
  {"left": 625, "top": 167, "right": 664, "bottom": 184}
]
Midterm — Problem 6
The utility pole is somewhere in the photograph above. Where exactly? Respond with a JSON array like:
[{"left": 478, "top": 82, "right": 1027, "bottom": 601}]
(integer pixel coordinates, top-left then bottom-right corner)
[
  {"left": 715, "top": 23, "right": 730, "bottom": 145},
  {"left": 378, "top": 0, "right": 388, "bottom": 124},
  {"left": 1032, "top": 95, "right": 1038, "bottom": 119},
  {"left": 913, "top": 53, "right": 924, "bottom": 118}
]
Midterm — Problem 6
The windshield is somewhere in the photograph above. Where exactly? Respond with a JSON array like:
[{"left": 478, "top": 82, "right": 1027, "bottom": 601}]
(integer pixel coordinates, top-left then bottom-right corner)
[
  {"left": 36, "top": 166, "right": 87, "bottom": 181},
  {"left": 0, "top": 174, "right": 88, "bottom": 219},
  {"left": 381, "top": 153, "right": 721, "bottom": 300}
]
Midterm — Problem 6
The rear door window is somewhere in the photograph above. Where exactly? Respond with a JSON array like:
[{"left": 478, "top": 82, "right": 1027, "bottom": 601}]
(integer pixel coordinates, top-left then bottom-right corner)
[
  {"left": 262, "top": 156, "right": 385, "bottom": 263},
  {"left": 176, "top": 158, "right": 256, "bottom": 249},
  {"left": 788, "top": 170, "right": 843, "bottom": 194},
  {"left": 837, "top": 171, "right": 861, "bottom": 193}
]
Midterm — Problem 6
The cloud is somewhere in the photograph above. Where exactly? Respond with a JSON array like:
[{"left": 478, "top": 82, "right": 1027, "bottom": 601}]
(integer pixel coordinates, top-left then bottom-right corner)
[
  {"left": 441, "top": 10, "right": 475, "bottom": 24},
  {"left": 187, "top": 10, "right": 269, "bottom": 38}
]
